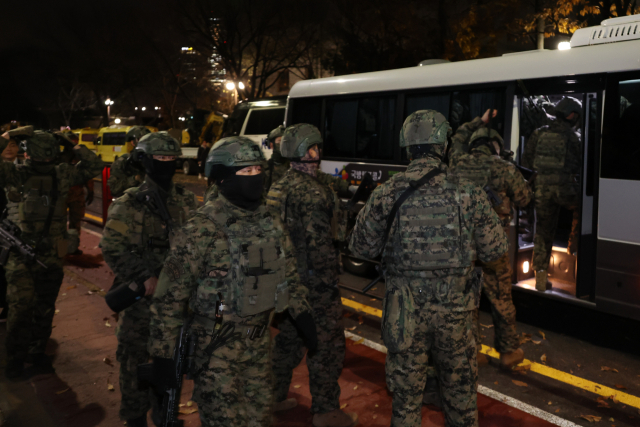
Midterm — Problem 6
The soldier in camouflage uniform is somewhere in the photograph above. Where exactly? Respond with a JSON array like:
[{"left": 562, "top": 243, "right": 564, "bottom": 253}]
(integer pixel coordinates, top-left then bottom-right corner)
[
  {"left": 522, "top": 97, "right": 583, "bottom": 291},
  {"left": 148, "top": 137, "right": 315, "bottom": 427},
  {"left": 0, "top": 126, "right": 104, "bottom": 378},
  {"left": 100, "top": 132, "right": 197, "bottom": 427},
  {"left": 108, "top": 126, "right": 151, "bottom": 198},
  {"left": 449, "top": 111, "right": 532, "bottom": 368},
  {"left": 349, "top": 110, "right": 508, "bottom": 427},
  {"left": 266, "top": 124, "right": 357, "bottom": 427}
]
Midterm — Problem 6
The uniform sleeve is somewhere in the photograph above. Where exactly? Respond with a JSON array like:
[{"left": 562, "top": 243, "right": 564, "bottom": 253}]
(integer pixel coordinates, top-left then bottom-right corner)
[
  {"left": 204, "top": 184, "right": 219, "bottom": 203},
  {"left": 317, "top": 170, "right": 350, "bottom": 194},
  {"left": 183, "top": 189, "right": 199, "bottom": 213},
  {"left": 449, "top": 117, "right": 484, "bottom": 161},
  {"left": 100, "top": 198, "right": 155, "bottom": 283},
  {"left": 108, "top": 156, "right": 142, "bottom": 198},
  {"left": 521, "top": 129, "right": 539, "bottom": 170},
  {"left": 148, "top": 220, "right": 202, "bottom": 358},
  {"left": 504, "top": 163, "right": 532, "bottom": 208},
  {"left": 0, "top": 137, "right": 21, "bottom": 188},
  {"left": 348, "top": 184, "right": 390, "bottom": 259},
  {"left": 469, "top": 186, "right": 509, "bottom": 263},
  {"left": 281, "top": 227, "right": 311, "bottom": 318},
  {"left": 67, "top": 145, "right": 104, "bottom": 187}
]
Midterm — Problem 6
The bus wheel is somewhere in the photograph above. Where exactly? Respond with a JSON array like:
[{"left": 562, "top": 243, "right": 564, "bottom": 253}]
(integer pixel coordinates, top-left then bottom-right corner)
[
  {"left": 183, "top": 159, "right": 198, "bottom": 175},
  {"left": 342, "top": 255, "right": 376, "bottom": 276}
]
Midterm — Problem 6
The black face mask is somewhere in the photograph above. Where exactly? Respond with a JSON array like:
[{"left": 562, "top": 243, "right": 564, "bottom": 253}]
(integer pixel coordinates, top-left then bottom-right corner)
[
  {"left": 145, "top": 159, "right": 176, "bottom": 192},
  {"left": 219, "top": 173, "right": 264, "bottom": 211}
]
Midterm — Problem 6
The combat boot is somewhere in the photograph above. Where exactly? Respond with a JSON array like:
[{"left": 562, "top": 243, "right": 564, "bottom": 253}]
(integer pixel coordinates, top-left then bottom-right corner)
[
  {"left": 125, "top": 414, "right": 148, "bottom": 427},
  {"left": 30, "top": 353, "right": 55, "bottom": 374},
  {"left": 5, "top": 359, "right": 24, "bottom": 379},
  {"left": 535, "top": 270, "right": 552, "bottom": 291},
  {"left": 500, "top": 348, "right": 525, "bottom": 369},
  {"left": 274, "top": 398, "right": 298, "bottom": 412},
  {"left": 312, "top": 408, "right": 358, "bottom": 427}
]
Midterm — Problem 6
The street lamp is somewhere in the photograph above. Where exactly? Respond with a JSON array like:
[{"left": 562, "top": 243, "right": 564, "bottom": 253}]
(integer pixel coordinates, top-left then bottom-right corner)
[
  {"left": 105, "top": 98, "right": 114, "bottom": 122},
  {"left": 225, "top": 81, "right": 235, "bottom": 91},
  {"left": 141, "top": 107, "right": 146, "bottom": 111},
  {"left": 238, "top": 82, "right": 245, "bottom": 90},
  {"left": 114, "top": 118, "right": 121, "bottom": 124}
]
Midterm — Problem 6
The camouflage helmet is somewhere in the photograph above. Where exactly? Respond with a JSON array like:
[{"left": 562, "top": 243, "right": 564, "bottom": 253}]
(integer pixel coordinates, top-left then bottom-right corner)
[
  {"left": 21, "top": 131, "right": 60, "bottom": 162},
  {"left": 126, "top": 125, "right": 151, "bottom": 142},
  {"left": 469, "top": 128, "right": 504, "bottom": 151},
  {"left": 133, "top": 131, "right": 182, "bottom": 158},
  {"left": 554, "top": 97, "right": 582, "bottom": 118},
  {"left": 267, "top": 125, "right": 286, "bottom": 143},
  {"left": 400, "top": 110, "right": 452, "bottom": 147},
  {"left": 280, "top": 124, "right": 322, "bottom": 159},
  {"left": 205, "top": 136, "right": 264, "bottom": 177}
]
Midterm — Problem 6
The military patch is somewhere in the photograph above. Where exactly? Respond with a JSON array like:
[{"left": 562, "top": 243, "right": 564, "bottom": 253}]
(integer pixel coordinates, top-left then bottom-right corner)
[{"left": 164, "top": 258, "right": 184, "bottom": 281}]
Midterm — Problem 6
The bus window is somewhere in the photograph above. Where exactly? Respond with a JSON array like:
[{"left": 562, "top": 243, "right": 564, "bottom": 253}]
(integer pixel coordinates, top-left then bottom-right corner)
[
  {"left": 601, "top": 77, "right": 640, "bottom": 181},
  {"left": 103, "top": 133, "right": 126, "bottom": 146},
  {"left": 324, "top": 96, "right": 396, "bottom": 161},
  {"left": 405, "top": 93, "right": 450, "bottom": 118},
  {"left": 244, "top": 108, "right": 285, "bottom": 135},
  {"left": 291, "top": 98, "right": 322, "bottom": 130},
  {"left": 81, "top": 134, "right": 96, "bottom": 143},
  {"left": 451, "top": 90, "right": 505, "bottom": 133}
]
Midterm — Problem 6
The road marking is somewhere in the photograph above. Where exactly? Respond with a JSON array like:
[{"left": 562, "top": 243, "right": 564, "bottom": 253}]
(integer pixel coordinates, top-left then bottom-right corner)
[
  {"left": 84, "top": 213, "right": 103, "bottom": 223},
  {"left": 342, "top": 296, "right": 640, "bottom": 410},
  {"left": 341, "top": 297, "right": 383, "bottom": 317},
  {"left": 80, "top": 227, "right": 103, "bottom": 238},
  {"left": 481, "top": 344, "right": 640, "bottom": 409},
  {"left": 344, "top": 330, "right": 581, "bottom": 427}
]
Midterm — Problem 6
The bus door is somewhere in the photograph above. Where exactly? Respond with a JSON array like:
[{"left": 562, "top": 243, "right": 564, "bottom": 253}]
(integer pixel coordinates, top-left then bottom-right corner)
[{"left": 512, "top": 76, "right": 604, "bottom": 301}]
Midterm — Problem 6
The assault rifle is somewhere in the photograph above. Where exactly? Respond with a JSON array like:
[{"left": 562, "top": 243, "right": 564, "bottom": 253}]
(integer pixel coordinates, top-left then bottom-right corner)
[
  {"left": 0, "top": 217, "right": 47, "bottom": 269},
  {"left": 500, "top": 149, "right": 538, "bottom": 184},
  {"left": 136, "top": 184, "right": 174, "bottom": 232},
  {"left": 139, "top": 321, "right": 196, "bottom": 427},
  {"left": 345, "top": 172, "right": 376, "bottom": 211}
]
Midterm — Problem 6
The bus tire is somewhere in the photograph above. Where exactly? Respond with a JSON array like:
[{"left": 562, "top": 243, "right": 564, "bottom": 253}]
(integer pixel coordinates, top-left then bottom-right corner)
[
  {"left": 183, "top": 159, "right": 198, "bottom": 175},
  {"left": 342, "top": 255, "right": 376, "bottom": 276}
]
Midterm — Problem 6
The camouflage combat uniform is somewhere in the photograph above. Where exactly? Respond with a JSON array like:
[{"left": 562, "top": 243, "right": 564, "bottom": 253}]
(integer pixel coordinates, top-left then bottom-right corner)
[
  {"left": 148, "top": 195, "right": 311, "bottom": 427},
  {"left": 522, "top": 119, "right": 581, "bottom": 268},
  {"left": 108, "top": 153, "right": 145, "bottom": 198},
  {"left": 449, "top": 123, "right": 532, "bottom": 354},
  {"left": 267, "top": 167, "right": 346, "bottom": 415},
  {"left": 1, "top": 139, "right": 103, "bottom": 365},
  {"left": 100, "top": 177, "right": 197, "bottom": 420}
]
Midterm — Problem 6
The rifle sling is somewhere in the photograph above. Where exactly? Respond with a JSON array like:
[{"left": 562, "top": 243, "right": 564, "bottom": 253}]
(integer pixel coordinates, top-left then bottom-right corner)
[{"left": 381, "top": 168, "right": 443, "bottom": 252}]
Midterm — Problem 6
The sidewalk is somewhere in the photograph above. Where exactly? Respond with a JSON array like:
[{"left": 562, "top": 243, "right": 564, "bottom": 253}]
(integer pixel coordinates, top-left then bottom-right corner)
[{"left": 0, "top": 228, "right": 562, "bottom": 426}]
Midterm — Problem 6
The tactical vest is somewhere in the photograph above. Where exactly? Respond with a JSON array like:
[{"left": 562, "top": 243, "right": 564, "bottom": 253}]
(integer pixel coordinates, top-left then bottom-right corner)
[
  {"left": 206, "top": 210, "right": 289, "bottom": 318},
  {"left": 454, "top": 153, "right": 511, "bottom": 218},
  {"left": 18, "top": 175, "right": 66, "bottom": 223},
  {"left": 131, "top": 196, "right": 190, "bottom": 252},
  {"left": 533, "top": 131, "right": 568, "bottom": 176},
  {"left": 385, "top": 176, "right": 473, "bottom": 272},
  {"left": 5, "top": 188, "right": 21, "bottom": 222}
]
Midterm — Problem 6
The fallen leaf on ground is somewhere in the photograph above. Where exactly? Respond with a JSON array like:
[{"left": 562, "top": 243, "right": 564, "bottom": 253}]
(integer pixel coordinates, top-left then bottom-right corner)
[
  {"left": 103, "top": 357, "right": 113, "bottom": 366},
  {"left": 371, "top": 287, "right": 377, "bottom": 291},
  {"left": 373, "top": 415, "right": 377, "bottom": 419},
  {"left": 179, "top": 404, "right": 185, "bottom": 407},
  {"left": 345, "top": 326, "right": 357, "bottom": 331},
  {"left": 187, "top": 401, "right": 193, "bottom": 407},
  {"left": 370, "top": 299, "right": 376, "bottom": 301},
  {"left": 66, "top": 285, "right": 77, "bottom": 290},
  {"left": 358, "top": 316, "right": 364, "bottom": 325},
  {"left": 293, "top": 385, "right": 301, "bottom": 389},
  {"left": 570, "top": 370, "right": 574, "bottom": 374},
  {"left": 541, "top": 354, "right": 547, "bottom": 363},
  {"left": 615, "top": 384, "right": 627, "bottom": 389},
  {"left": 353, "top": 385, "right": 358, "bottom": 390},
  {"left": 597, "top": 397, "right": 610, "bottom": 408},
  {"left": 608, "top": 395, "right": 619, "bottom": 404},
  {"left": 56, "top": 388, "right": 70, "bottom": 395},
  {"left": 107, "top": 384, "right": 114, "bottom": 391},
  {"left": 343, "top": 312, "right": 353, "bottom": 318},
  {"left": 512, "top": 380, "right": 528, "bottom": 387},
  {"left": 480, "top": 324, "right": 493, "bottom": 328},
  {"left": 61, "top": 293, "right": 66, "bottom": 296},
  {"left": 494, "top": 381, "right": 498, "bottom": 385},
  {"left": 513, "top": 364, "right": 531, "bottom": 372},
  {"left": 105, "top": 321, "right": 111, "bottom": 327},
  {"left": 601, "top": 366, "right": 619, "bottom": 373},
  {"left": 354, "top": 338, "right": 365, "bottom": 345},
  {"left": 54, "top": 309, "right": 60, "bottom": 314},
  {"left": 531, "top": 339, "right": 542, "bottom": 345},
  {"left": 555, "top": 409, "right": 560, "bottom": 413},
  {"left": 87, "top": 291, "right": 93, "bottom": 295},
  {"left": 579, "top": 415, "right": 601, "bottom": 423},
  {"left": 609, "top": 418, "right": 614, "bottom": 422},
  {"left": 340, "top": 403, "right": 348, "bottom": 409},
  {"left": 350, "top": 295, "right": 355, "bottom": 299},
  {"left": 178, "top": 407, "right": 198, "bottom": 415},
  {"left": 375, "top": 404, "right": 378, "bottom": 408},
  {"left": 548, "top": 401, "right": 552, "bottom": 405},
  {"left": 538, "top": 331, "right": 546, "bottom": 340}
]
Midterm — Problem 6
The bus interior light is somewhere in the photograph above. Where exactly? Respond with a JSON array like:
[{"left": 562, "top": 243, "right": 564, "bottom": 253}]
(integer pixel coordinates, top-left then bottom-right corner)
[
  {"left": 523, "top": 261, "right": 530, "bottom": 274},
  {"left": 558, "top": 42, "right": 571, "bottom": 50}
]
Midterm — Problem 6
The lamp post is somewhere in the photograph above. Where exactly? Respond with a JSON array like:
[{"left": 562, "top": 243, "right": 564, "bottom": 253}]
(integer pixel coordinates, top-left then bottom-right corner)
[{"left": 105, "top": 98, "right": 114, "bottom": 123}]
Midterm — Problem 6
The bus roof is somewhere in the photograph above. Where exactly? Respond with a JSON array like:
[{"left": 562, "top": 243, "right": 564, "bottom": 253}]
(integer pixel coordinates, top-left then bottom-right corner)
[{"left": 288, "top": 38, "right": 640, "bottom": 99}]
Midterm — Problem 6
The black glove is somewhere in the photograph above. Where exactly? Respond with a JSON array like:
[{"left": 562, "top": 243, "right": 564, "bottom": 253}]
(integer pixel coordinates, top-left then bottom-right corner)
[
  {"left": 151, "top": 357, "right": 178, "bottom": 390},
  {"left": 294, "top": 312, "right": 318, "bottom": 352},
  {"left": 85, "top": 190, "right": 94, "bottom": 206}
]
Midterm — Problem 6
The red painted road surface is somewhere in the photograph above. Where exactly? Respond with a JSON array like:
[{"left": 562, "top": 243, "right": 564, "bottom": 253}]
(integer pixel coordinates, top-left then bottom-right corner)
[{"left": 0, "top": 228, "right": 558, "bottom": 426}]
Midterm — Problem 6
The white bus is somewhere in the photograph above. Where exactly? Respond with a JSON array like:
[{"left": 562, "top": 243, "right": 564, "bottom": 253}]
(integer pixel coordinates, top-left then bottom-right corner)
[{"left": 285, "top": 14, "right": 640, "bottom": 321}]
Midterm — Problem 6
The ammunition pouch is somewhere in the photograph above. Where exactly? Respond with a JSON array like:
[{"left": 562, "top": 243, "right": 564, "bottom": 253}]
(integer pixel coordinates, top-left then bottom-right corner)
[{"left": 381, "top": 280, "right": 416, "bottom": 353}]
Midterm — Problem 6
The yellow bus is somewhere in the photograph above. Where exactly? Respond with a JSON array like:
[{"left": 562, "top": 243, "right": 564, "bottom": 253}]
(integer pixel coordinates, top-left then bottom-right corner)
[
  {"left": 94, "top": 125, "right": 156, "bottom": 163},
  {"left": 71, "top": 128, "right": 99, "bottom": 151}
]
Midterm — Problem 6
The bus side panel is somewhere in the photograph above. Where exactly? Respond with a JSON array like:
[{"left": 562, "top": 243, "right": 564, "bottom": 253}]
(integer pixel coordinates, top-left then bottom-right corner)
[{"left": 596, "top": 178, "right": 640, "bottom": 321}]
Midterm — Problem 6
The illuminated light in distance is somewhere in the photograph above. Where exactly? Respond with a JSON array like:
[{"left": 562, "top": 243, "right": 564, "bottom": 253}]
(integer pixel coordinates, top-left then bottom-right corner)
[
  {"left": 105, "top": 98, "right": 114, "bottom": 105},
  {"left": 114, "top": 118, "right": 121, "bottom": 124},
  {"left": 253, "top": 101, "right": 273, "bottom": 107},
  {"left": 558, "top": 42, "right": 571, "bottom": 50},
  {"left": 225, "top": 82, "right": 235, "bottom": 91},
  {"left": 523, "top": 261, "right": 530, "bottom": 274},
  {"left": 155, "top": 106, "right": 159, "bottom": 110},
  {"left": 238, "top": 82, "right": 245, "bottom": 90},
  {"left": 141, "top": 107, "right": 146, "bottom": 111},
  {"left": 135, "top": 107, "right": 138, "bottom": 110}
]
